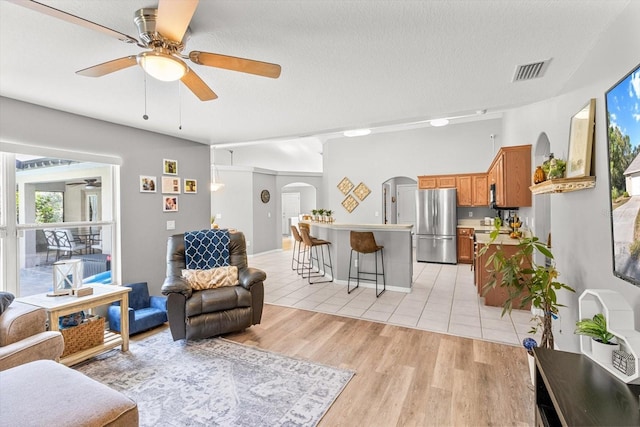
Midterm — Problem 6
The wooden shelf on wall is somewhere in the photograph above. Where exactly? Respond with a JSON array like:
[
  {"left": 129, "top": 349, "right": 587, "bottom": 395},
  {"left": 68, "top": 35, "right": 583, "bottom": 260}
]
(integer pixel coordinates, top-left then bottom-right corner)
[{"left": 529, "top": 176, "right": 596, "bottom": 195}]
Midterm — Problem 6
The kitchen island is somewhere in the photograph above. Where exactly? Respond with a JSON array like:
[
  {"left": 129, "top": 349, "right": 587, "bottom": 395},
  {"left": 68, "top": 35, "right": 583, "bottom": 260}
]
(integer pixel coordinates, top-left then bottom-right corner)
[
  {"left": 475, "top": 233, "right": 531, "bottom": 308},
  {"left": 303, "top": 222, "right": 414, "bottom": 292}
]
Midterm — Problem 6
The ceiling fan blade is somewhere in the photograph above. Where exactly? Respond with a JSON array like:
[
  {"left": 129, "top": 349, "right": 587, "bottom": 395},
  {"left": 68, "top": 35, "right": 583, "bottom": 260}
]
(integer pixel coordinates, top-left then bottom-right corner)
[
  {"left": 181, "top": 68, "right": 218, "bottom": 101},
  {"left": 156, "top": 0, "right": 199, "bottom": 43},
  {"left": 189, "top": 51, "right": 281, "bottom": 79},
  {"left": 7, "top": 0, "right": 140, "bottom": 45},
  {"left": 76, "top": 56, "right": 138, "bottom": 77}
]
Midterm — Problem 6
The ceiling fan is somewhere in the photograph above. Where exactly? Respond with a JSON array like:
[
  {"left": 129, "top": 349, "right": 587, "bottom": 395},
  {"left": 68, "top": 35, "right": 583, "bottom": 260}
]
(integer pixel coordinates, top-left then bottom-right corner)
[
  {"left": 9, "top": 0, "right": 282, "bottom": 101},
  {"left": 67, "top": 179, "right": 101, "bottom": 189}
]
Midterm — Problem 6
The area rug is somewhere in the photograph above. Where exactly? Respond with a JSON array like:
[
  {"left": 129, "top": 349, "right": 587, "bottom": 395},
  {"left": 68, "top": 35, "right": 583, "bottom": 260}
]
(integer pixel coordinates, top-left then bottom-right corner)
[{"left": 75, "top": 329, "right": 354, "bottom": 427}]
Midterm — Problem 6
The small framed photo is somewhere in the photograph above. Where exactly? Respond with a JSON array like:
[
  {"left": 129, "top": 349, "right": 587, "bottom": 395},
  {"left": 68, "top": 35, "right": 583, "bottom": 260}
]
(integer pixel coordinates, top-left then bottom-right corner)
[
  {"left": 163, "top": 196, "right": 178, "bottom": 212},
  {"left": 163, "top": 159, "right": 178, "bottom": 175},
  {"left": 184, "top": 179, "right": 197, "bottom": 193},
  {"left": 139, "top": 175, "right": 157, "bottom": 193},
  {"left": 162, "top": 176, "right": 181, "bottom": 194}
]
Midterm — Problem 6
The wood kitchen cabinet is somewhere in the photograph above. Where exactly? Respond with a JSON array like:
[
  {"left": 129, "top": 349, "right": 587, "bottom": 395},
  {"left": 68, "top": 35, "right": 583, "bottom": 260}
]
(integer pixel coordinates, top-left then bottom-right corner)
[
  {"left": 456, "top": 228, "right": 474, "bottom": 264},
  {"left": 487, "top": 144, "right": 532, "bottom": 207},
  {"left": 418, "top": 175, "right": 456, "bottom": 189},
  {"left": 475, "top": 242, "right": 530, "bottom": 308},
  {"left": 456, "top": 174, "right": 488, "bottom": 206},
  {"left": 419, "top": 174, "right": 488, "bottom": 206}
]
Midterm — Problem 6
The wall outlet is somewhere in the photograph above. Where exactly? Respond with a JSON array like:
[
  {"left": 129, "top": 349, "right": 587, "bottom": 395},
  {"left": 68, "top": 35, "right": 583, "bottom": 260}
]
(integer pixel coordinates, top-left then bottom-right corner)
[
  {"left": 166, "top": 220, "right": 175, "bottom": 230},
  {"left": 468, "top": 211, "right": 473, "bottom": 217},
  {"left": 216, "top": 213, "right": 222, "bottom": 219},
  {"left": 354, "top": 258, "right": 358, "bottom": 268},
  {"left": 375, "top": 211, "right": 379, "bottom": 217},
  {"left": 246, "top": 240, "right": 251, "bottom": 247}
]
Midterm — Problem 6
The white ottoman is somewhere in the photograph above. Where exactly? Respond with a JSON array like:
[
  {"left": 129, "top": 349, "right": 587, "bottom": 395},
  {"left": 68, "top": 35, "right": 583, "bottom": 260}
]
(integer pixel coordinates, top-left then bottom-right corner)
[{"left": 0, "top": 360, "right": 138, "bottom": 426}]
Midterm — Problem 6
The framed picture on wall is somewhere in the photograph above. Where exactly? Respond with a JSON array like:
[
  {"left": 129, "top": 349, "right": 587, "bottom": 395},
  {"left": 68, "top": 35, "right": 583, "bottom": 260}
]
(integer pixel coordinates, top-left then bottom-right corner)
[
  {"left": 139, "top": 175, "right": 157, "bottom": 193},
  {"left": 162, "top": 176, "right": 181, "bottom": 194},
  {"left": 566, "top": 98, "right": 596, "bottom": 178},
  {"left": 163, "top": 159, "right": 178, "bottom": 175},
  {"left": 184, "top": 179, "right": 197, "bottom": 193},
  {"left": 163, "top": 196, "right": 178, "bottom": 212}
]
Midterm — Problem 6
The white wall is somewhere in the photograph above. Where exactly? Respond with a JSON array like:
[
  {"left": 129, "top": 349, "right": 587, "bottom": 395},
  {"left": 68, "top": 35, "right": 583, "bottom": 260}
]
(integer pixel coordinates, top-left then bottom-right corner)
[
  {"left": 322, "top": 118, "right": 502, "bottom": 224},
  {"left": 211, "top": 166, "right": 323, "bottom": 254},
  {"left": 500, "top": 1, "right": 640, "bottom": 351},
  {"left": 0, "top": 97, "right": 211, "bottom": 296}
]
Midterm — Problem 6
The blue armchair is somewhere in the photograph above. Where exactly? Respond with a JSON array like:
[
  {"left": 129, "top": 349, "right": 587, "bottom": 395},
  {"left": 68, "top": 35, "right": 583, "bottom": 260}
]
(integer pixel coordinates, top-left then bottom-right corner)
[{"left": 108, "top": 282, "right": 168, "bottom": 335}]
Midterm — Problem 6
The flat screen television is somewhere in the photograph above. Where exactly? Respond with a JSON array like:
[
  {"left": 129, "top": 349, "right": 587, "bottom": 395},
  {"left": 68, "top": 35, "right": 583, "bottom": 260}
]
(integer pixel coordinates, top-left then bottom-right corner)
[{"left": 605, "top": 62, "right": 640, "bottom": 286}]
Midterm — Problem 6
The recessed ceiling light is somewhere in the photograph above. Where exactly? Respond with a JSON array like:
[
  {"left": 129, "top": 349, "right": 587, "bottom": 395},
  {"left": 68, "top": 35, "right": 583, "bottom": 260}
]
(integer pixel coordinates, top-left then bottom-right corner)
[
  {"left": 343, "top": 128, "right": 371, "bottom": 137},
  {"left": 430, "top": 118, "right": 449, "bottom": 127}
]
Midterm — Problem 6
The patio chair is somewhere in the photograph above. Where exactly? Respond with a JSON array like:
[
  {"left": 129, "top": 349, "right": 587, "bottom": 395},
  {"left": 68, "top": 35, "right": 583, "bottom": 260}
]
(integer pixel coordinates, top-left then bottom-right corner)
[{"left": 53, "top": 229, "right": 84, "bottom": 260}]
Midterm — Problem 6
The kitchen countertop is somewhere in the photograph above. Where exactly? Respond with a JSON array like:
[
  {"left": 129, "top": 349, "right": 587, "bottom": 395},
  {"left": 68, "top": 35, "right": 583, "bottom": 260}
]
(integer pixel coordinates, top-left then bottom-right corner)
[
  {"left": 475, "top": 233, "right": 523, "bottom": 246},
  {"left": 457, "top": 219, "right": 511, "bottom": 233}
]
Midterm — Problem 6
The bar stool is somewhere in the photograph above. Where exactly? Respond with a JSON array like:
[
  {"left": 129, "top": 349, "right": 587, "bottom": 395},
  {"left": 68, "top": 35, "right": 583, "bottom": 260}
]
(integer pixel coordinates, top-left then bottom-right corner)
[
  {"left": 299, "top": 227, "right": 333, "bottom": 284},
  {"left": 348, "top": 231, "right": 385, "bottom": 297},
  {"left": 290, "top": 225, "right": 305, "bottom": 274}
]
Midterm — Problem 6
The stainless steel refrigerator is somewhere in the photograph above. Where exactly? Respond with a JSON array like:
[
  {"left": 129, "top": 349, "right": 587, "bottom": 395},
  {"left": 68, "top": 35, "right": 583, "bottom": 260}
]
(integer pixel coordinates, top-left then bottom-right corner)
[{"left": 415, "top": 188, "right": 457, "bottom": 264}]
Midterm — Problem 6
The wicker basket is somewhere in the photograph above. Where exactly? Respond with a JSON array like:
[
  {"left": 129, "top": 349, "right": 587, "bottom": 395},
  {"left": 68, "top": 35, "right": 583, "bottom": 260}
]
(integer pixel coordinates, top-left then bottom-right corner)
[{"left": 60, "top": 316, "right": 105, "bottom": 358}]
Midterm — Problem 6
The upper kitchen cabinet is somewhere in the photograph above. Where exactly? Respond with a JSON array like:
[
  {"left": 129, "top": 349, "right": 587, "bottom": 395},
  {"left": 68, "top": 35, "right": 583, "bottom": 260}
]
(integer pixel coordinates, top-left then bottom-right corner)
[
  {"left": 418, "top": 175, "right": 456, "bottom": 189},
  {"left": 488, "top": 144, "right": 532, "bottom": 208},
  {"left": 457, "top": 174, "right": 489, "bottom": 207},
  {"left": 419, "top": 173, "right": 488, "bottom": 206}
]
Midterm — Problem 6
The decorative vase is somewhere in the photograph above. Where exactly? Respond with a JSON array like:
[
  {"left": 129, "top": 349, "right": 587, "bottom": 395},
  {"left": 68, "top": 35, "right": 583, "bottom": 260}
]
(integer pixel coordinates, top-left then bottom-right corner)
[
  {"left": 591, "top": 339, "right": 620, "bottom": 365},
  {"left": 533, "top": 166, "right": 546, "bottom": 184}
]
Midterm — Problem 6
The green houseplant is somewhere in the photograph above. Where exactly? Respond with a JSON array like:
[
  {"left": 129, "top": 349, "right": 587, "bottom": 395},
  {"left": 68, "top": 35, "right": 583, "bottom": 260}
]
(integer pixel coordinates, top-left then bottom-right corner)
[
  {"left": 575, "top": 313, "right": 615, "bottom": 344},
  {"left": 575, "top": 313, "right": 619, "bottom": 364},
  {"left": 479, "top": 219, "right": 575, "bottom": 349},
  {"left": 325, "top": 210, "right": 333, "bottom": 222}
]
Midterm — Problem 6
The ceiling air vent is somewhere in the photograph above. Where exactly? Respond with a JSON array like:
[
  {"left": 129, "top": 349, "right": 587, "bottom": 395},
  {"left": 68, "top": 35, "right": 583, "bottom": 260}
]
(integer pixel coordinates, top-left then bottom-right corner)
[{"left": 512, "top": 59, "right": 552, "bottom": 82}]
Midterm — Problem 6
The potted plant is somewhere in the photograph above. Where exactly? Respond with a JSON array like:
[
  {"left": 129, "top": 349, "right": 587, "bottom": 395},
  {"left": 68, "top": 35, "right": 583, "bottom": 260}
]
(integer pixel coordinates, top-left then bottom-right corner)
[
  {"left": 479, "top": 219, "right": 575, "bottom": 349},
  {"left": 317, "top": 209, "right": 326, "bottom": 222},
  {"left": 325, "top": 210, "right": 333, "bottom": 223},
  {"left": 311, "top": 209, "right": 319, "bottom": 222},
  {"left": 575, "top": 313, "right": 619, "bottom": 364}
]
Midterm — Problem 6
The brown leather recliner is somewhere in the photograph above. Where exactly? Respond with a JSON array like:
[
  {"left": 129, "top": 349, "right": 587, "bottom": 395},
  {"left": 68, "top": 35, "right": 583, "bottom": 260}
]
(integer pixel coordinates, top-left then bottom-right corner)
[{"left": 161, "top": 230, "right": 265, "bottom": 341}]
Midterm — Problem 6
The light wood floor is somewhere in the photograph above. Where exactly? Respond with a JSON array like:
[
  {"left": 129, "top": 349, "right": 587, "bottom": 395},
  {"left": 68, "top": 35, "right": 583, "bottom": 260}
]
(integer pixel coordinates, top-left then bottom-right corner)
[{"left": 222, "top": 304, "right": 534, "bottom": 427}]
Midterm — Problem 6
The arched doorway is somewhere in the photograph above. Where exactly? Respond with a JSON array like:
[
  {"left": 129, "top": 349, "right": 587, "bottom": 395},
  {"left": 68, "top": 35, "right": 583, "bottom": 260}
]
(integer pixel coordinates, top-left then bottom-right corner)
[
  {"left": 281, "top": 182, "right": 317, "bottom": 249},
  {"left": 534, "top": 132, "right": 551, "bottom": 263},
  {"left": 383, "top": 176, "right": 417, "bottom": 244}
]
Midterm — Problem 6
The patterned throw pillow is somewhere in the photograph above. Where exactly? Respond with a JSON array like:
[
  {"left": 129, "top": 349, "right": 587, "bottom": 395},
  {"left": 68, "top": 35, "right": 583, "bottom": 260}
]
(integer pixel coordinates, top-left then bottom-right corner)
[
  {"left": 184, "top": 229, "right": 231, "bottom": 270},
  {"left": 182, "top": 266, "right": 239, "bottom": 290}
]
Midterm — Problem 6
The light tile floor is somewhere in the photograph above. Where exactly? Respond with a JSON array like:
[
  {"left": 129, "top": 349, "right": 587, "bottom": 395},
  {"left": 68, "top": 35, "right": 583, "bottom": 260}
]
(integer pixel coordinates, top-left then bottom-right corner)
[{"left": 250, "top": 245, "right": 541, "bottom": 348}]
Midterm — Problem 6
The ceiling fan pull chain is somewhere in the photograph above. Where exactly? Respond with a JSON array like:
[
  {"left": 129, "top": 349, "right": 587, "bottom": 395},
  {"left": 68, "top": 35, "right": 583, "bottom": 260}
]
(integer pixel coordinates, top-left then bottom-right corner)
[
  {"left": 178, "top": 82, "right": 182, "bottom": 130},
  {"left": 143, "top": 72, "right": 149, "bottom": 120}
]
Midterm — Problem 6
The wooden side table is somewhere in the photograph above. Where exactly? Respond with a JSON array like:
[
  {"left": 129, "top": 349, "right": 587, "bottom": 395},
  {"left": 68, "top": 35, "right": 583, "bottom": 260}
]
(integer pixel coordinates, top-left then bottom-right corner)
[{"left": 17, "top": 284, "right": 131, "bottom": 366}]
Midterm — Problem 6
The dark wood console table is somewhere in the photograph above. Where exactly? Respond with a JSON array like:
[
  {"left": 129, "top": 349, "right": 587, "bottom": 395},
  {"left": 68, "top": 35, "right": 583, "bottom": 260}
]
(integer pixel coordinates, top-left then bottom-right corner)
[{"left": 534, "top": 347, "right": 640, "bottom": 426}]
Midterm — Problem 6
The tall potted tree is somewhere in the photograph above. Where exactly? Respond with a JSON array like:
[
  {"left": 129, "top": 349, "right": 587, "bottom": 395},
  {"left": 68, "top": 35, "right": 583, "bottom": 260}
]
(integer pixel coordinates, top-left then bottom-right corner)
[{"left": 479, "top": 220, "right": 575, "bottom": 349}]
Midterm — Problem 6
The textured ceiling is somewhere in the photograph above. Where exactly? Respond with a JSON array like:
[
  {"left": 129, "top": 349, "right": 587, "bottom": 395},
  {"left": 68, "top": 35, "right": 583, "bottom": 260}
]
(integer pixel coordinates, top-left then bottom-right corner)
[{"left": 0, "top": 0, "right": 630, "bottom": 146}]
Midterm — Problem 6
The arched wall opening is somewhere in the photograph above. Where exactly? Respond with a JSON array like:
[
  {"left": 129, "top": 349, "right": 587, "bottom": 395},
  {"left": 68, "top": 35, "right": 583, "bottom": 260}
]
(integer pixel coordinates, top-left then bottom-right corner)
[{"left": 534, "top": 132, "right": 552, "bottom": 262}]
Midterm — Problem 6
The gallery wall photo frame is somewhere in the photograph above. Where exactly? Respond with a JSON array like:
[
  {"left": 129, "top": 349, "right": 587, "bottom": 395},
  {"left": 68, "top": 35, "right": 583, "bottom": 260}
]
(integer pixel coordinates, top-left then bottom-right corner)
[
  {"left": 139, "top": 175, "right": 157, "bottom": 193},
  {"left": 163, "top": 196, "right": 179, "bottom": 212},
  {"left": 162, "top": 177, "right": 181, "bottom": 194},
  {"left": 163, "top": 159, "right": 178, "bottom": 175},
  {"left": 184, "top": 179, "right": 197, "bottom": 193},
  {"left": 566, "top": 98, "right": 596, "bottom": 178}
]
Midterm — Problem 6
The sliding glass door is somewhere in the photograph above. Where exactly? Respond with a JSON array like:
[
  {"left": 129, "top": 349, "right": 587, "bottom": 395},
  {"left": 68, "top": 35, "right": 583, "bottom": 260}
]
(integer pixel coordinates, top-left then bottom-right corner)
[{"left": 0, "top": 147, "right": 120, "bottom": 297}]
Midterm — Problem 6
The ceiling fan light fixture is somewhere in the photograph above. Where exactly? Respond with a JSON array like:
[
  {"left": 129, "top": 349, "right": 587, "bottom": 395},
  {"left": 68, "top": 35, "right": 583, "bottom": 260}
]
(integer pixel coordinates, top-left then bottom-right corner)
[{"left": 137, "top": 51, "right": 187, "bottom": 82}]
